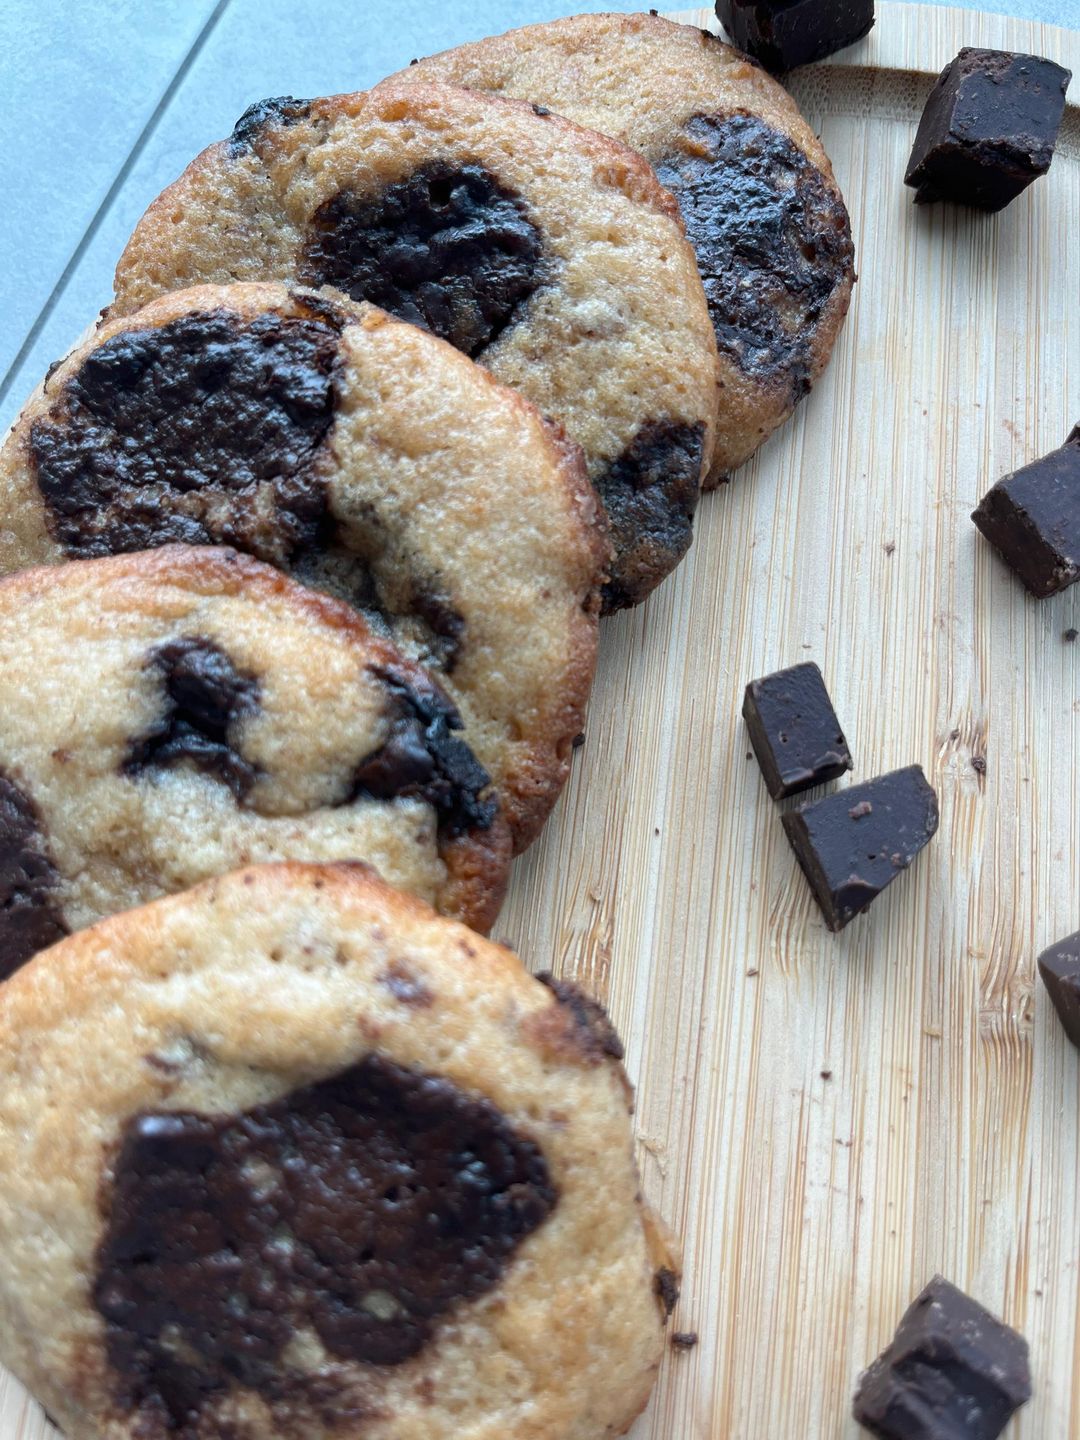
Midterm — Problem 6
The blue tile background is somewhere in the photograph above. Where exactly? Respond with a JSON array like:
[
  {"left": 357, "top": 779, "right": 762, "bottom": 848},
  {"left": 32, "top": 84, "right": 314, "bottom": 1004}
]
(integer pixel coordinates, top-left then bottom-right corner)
[{"left": 0, "top": 0, "right": 1077, "bottom": 432}]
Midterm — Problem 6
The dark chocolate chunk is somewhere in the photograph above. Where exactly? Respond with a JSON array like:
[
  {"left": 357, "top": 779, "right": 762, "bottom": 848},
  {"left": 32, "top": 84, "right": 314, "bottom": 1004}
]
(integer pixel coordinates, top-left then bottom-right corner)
[
  {"left": 853, "top": 1275, "right": 1031, "bottom": 1439},
  {"left": 0, "top": 773, "right": 68, "bottom": 981},
  {"left": 782, "top": 765, "right": 939, "bottom": 931},
  {"left": 536, "top": 973, "right": 625, "bottom": 1062},
  {"left": 905, "top": 48, "right": 1072, "bottom": 211},
  {"left": 29, "top": 310, "right": 339, "bottom": 565},
  {"left": 125, "top": 638, "right": 260, "bottom": 801},
  {"left": 95, "top": 1056, "right": 554, "bottom": 1434},
  {"left": 742, "top": 661, "right": 852, "bottom": 799},
  {"left": 655, "top": 1267, "right": 680, "bottom": 1318},
  {"left": 408, "top": 589, "right": 466, "bottom": 674},
  {"left": 355, "top": 666, "right": 495, "bottom": 836},
  {"left": 972, "top": 428, "right": 1080, "bottom": 597},
  {"left": 299, "top": 163, "right": 544, "bottom": 358},
  {"left": 655, "top": 113, "right": 853, "bottom": 402},
  {"left": 596, "top": 420, "right": 703, "bottom": 613},
  {"left": 1037, "top": 930, "right": 1080, "bottom": 1048},
  {"left": 228, "top": 96, "right": 313, "bottom": 154},
  {"left": 672, "top": 1331, "right": 699, "bottom": 1350},
  {"left": 715, "top": 0, "right": 875, "bottom": 73}
]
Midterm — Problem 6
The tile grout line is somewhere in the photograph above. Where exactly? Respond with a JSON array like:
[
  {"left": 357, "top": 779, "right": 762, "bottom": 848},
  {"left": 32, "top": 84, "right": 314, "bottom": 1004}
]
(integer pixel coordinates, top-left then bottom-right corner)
[{"left": 0, "top": 0, "right": 233, "bottom": 416}]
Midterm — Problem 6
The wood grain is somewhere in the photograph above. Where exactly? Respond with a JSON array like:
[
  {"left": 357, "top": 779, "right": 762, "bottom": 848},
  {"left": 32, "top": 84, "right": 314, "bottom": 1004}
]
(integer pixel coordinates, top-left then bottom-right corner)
[
  {"left": 1, "top": 4, "right": 1078, "bottom": 1438},
  {"left": 492, "top": 7, "right": 1080, "bottom": 1438}
]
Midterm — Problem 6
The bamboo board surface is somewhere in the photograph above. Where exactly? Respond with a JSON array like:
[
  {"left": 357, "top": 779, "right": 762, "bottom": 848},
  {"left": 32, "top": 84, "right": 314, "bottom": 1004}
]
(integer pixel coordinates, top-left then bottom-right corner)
[{"left": 0, "top": 4, "right": 1078, "bottom": 1438}]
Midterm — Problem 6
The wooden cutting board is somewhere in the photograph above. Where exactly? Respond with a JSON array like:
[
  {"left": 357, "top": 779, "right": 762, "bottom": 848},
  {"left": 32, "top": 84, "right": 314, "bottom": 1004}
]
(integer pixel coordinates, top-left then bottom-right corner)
[{"left": 1, "top": 4, "right": 1078, "bottom": 1438}]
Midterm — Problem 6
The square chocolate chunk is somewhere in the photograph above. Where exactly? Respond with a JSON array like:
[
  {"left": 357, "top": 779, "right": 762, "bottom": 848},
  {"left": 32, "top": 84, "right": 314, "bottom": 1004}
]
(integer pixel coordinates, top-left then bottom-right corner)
[
  {"left": 714, "top": 0, "right": 875, "bottom": 74},
  {"left": 905, "top": 48, "right": 1072, "bottom": 211},
  {"left": 971, "top": 427, "right": 1080, "bottom": 598},
  {"left": 782, "top": 765, "right": 938, "bottom": 931},
  {"left": 853, "top": 1275, "right": 1031, "bottom": 1439},
  {"left": 743, "top": 662, "right": 852, "bottom": 799},
  {"left": 1038, "top": 930, "right": 1080, "bottom": 1048}
]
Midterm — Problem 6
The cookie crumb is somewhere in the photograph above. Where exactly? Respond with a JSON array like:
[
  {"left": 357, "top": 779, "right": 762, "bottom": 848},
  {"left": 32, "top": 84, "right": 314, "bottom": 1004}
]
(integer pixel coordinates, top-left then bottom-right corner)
[
  {"left": 820, "top": 1069, "right": 833, "bottom": 1080},
  {"left": 1065, "top": 628, "right": 1078, "bottom": 642},
  {"left": 971, "top": 755, "right": 987, "bottom": 775},
  {"left": 883, "top": 541, "right": 896, "bottom": 555}
]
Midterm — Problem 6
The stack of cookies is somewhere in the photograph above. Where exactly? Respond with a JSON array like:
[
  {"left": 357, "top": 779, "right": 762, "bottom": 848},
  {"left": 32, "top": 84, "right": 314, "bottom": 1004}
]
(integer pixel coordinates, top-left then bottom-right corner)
[{"left": 0, "top": 14, "right": 853, "bottom": 1439}]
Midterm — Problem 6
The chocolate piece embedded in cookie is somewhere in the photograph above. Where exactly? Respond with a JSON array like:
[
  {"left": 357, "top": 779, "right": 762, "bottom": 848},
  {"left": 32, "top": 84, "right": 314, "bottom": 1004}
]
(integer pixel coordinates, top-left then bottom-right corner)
[
  {"left": 715, "top": 0, "right": 875, "bottom": 73},
  {"left": 905, "top": 48, "right": 1072, "bottom": 210},
  {"left": 0, "top": 863, "right": 675, "bottom": 1439},
  {"left": 1038, "top": 930, "right": 1080, "bottom": 1048},
  {"left": 782, "top": 765, "right": 939, "bottom": 931},
  {"left": 0, "top": 546, "right": 511, "bottom": 967},
  {"left": 853, "top": 1275, "right": 1031, "bottom": 1439},
  {"left": 395, "top": 13, "right": 854, "bottom": 483},
  {"left": 29, "top": 307, "right": 338, "bottom": 565},
  {"left": 1, "top": 282, "right": 607, "bottom": 854},
  {"left": 743, "top": 661, "right": 851, "bottom": 798},
  {"left": 971, "top": 427, "right": 1080, "bottom": 597},
  {"left": 124, "top": 637, "right": 261, "bottom": 801},
  {"left": 0, "top": 774, "right": 68, "bottom": 981},
  {"left": 109, "top": 80, "right": 720, "bottom": 608},
  {"left": 96, "top": 1056, "right": 555, "bottom": 1416},
  {"left": 301, "top": 161, "right": 545, "bottom": 359}
]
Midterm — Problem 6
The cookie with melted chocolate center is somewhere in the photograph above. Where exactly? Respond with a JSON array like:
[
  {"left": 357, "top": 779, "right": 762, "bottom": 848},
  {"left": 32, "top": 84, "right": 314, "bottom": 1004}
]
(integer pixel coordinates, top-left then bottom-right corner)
[
  {"left": 396, "top": 12, "right": 854, "bottom": 483},
  {"left": 0, "top": 546, "right": 510, "bottom": 976},
  {"left": 0, "top": 863, "right": 675, "bottom": 1440},
  {"left": 0, "top": 282, "right": 607, "bottom": 853},
  {"left": 108, "top": 79, "right": 720, "bottom": 610}
]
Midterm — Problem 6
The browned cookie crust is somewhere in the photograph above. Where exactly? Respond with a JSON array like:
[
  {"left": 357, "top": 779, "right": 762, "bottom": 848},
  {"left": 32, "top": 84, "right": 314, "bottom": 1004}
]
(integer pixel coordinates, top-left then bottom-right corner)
[
  {"left": 0, "top": 546, "right": 511, "bottom": 971},
  {"left": 0, "top": 282, "right": 607, "bottom": 853},
  {"left": 108, "top": 79, "right": 721, "bottom": 610},
  {"left": 0, "top": 863, "right": 675, "bottom": 1440},
  {"left": 399, "top": 12, "right": 855, "bottom": 482}
]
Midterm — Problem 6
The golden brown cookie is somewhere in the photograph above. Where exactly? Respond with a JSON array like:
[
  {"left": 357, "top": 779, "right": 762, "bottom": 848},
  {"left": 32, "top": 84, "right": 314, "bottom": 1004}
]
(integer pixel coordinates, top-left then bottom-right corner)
[
  {"left": 108, "top": 79, "right": 721, "bottom": 610},
  {"left": 0, "top": 546, "right": 510, "bottom": 974},
  {"left": 398, "top": 12, "right": 855, "bottom": 481},
  {"left": 0, "top": 282, "right": 606, "bottom": 853},
  {"left": 0, "top": 862, "right": 675, "bottom": 1440}
]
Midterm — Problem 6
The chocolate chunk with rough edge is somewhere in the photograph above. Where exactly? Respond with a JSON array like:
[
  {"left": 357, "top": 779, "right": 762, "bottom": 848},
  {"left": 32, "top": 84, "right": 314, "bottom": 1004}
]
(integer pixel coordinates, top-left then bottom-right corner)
[
  {"left": 409, "top": 589, "right": 466, "bottom": 674},
  {"left": 355, "top": 666, "right": 495, "bottom": 836},
  {"left": 0, "top": 774, "right": 68, "bottom": 980},
  {"left": 125, "top": 638, "right": 261, "bottom": 801},
  {"left": 782, "top": 765, "right": 939, "bottom": 932},
  {"left": 228, "top": 96, "right": 313, "bottom": 154},
  {"left": 971, "top": 428, "right": 1080, "bottom": 597},
  {"left": 299, "top": 163, "right": 544, "bottom": 358},
  {"left": 94, "top": 1056, "right": 555, "bottom": 1434},
  {"left": 905, "top": 49, "right": 1071, "bottom": 211},
  {"left": 743, "top": 661, "right": 852, "bottom": 799},
  {"left": 655, "top": 1267, "right": 680, "bottom": 1318},
  {"left": 29, "top": 310, "right": 339, "bottom": 566},
  {"left": 715, "top": 0, "right": 875, "bottom": 73},
  {"left": 536, "top": 973, "right": 625, "bottom": 1062},
  {"left": 853, "top": 1275, "right": 1031, "bottom": 1439},
  {"left": 597, "top": 420, "right": 703, "bottom": 613},
  {"left": 1037, "top": 930, "right": 1080, "bottom": 1048},
  {"left": 655, "top": 114, "right": 853, "bottom": 402}
]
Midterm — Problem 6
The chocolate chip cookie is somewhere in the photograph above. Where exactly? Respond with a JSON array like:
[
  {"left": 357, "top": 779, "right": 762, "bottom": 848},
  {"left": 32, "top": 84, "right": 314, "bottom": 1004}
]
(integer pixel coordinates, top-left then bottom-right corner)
[
  {"left": 398, "top": 12, "right": 855, "bottom": 481},
  {"left": 107, "top": 79, "right": 721, "bottom": 609},
  {"left": 0, "top": 862, "right": 675, "bottom": 1440},
  {"left": 0, "top": 545, "right": 510, "bottom": 977},
  {"left": 0, "top": 282, "right": 606, "bottom": 853}
]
